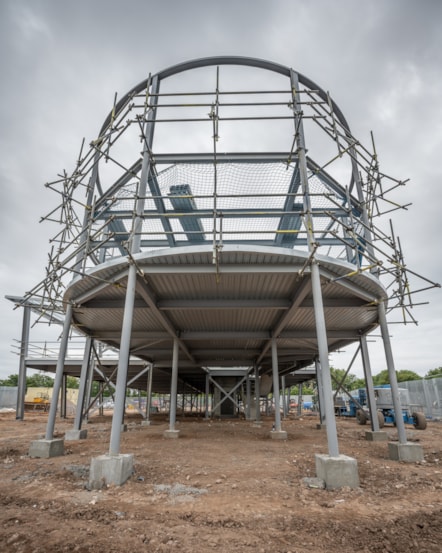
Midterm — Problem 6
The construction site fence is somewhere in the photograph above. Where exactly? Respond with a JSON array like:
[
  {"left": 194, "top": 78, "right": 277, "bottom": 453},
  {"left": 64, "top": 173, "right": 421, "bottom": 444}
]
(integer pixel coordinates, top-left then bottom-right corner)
[
  {"left": 400, "top": 377, "right": 442, "bottom": 420},
  {"left": 0, "top": 386, "right": 18, "bottom": 409}
]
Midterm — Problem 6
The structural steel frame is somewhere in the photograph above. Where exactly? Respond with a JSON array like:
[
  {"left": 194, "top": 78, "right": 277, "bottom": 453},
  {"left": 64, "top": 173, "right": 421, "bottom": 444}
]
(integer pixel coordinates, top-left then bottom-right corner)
[{"left": 8, "top": 57, "right": 440, "bottom": 475}]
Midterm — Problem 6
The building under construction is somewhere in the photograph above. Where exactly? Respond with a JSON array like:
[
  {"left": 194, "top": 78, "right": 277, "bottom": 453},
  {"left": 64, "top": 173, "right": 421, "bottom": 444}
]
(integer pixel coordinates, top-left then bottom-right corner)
[{"left": 8, "top": 57, "right": 439, "bottom": 489}]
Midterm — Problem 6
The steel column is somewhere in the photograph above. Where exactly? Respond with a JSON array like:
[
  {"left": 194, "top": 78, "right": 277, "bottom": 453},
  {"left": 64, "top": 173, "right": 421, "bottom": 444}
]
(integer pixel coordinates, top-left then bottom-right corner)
[
  {"left": 245, "top": 373, "right": 251, "bottom": 420},
  {"left": 16, "top": 305, "right": 30, "bottom": 420},
  {"left": 311, "top": 263, "right": 340, "bottom": 456},
  {"left": 108, "top": 75, "right": 159, "bottom": 455},
  {"left": 271, "top": 339, "right": 282, "bottom": 431},
  {"left": 281, "top": 376, "right": 287, "bottom": 418},
  {"left": 205, "top": 373, "right": 210, "bottom": 419},
  {"left": 360, "top": 335, "right": 380, "bottom": 432},
  {"left": 45, "top": 303, "right": 73, "bottom": 439},
  {"left": 145, "top": 364, "right": 153, "bottom": 420},
  {"left": 73, "top": 337, "right": 93, "bottom": 431},
  {"left": 169, "top": 338, "right": 179, "bottom": 431},
  {"left": 254, "top": 365, "right": 261, "bottom": 422},
  {"left": 109, "top": 265, "right": 137, "bottom": 455},
  {"left": 315, "top": 358, "right": 325, "bottom": 424},
  {"left": 378, "top": 301, "right": 407, "bottom": 444},
  {"left": 291, "top": 68, "right": 339, "bottom": 457},
  {"left": 61, "top": 374, "right": 67, "bottom": 419}
]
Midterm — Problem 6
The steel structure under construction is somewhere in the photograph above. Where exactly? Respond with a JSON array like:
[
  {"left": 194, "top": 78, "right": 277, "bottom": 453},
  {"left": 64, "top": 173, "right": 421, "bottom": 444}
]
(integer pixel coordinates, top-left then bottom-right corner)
[{"left": 10, "top": 57, "right": 439, "bottom": 488}]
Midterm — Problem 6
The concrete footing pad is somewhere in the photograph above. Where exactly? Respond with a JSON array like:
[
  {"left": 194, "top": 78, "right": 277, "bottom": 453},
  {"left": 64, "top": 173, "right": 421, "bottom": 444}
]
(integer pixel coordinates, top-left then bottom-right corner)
[
  {"left": 29, "top": 438, "right": 64, "bottom": 458},
  {"left": 65, "top": 429, "right": 88, "bottom": 441},
  {"left": 141, "top": 420, "right": 152, "bottom": 426},
  {"left": 89, "top": 454, "right": 134, "bottom": 489},
  {"left": 388, "top": 442, "right": 424, "bottom": 462},
  {"left": 163, "top": 429, "right": 180, "bottom": 439},
  {"left": 270, "top": 430, "right": 288, "bottom": 440},
  {"left": 315, "top": 454, "right": 359, "bottom": 489},
  {"left": 316, "top": 423, "right": 326, "bottom": 430},
  {"left": 365, "top": 430, "right": 388, "bottom": 442},
  {"left": 252, "top": 421, "right": 263, "bottom": 427}
]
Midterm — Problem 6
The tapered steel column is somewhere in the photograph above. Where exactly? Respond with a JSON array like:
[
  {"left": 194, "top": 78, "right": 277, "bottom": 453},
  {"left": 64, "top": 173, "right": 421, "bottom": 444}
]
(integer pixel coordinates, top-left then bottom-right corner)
[
  {"left": 16, "top": 305, "right": 30, "bottom": 420},
  {"left": 360, "top": 335, "right": 380, "bottom": 432},
  {"left": 169, "top": 338, "right": 179, "bottom": 431},
  {"left": 73, "top": 337, "right": 93, "bottom": 431},
  {"left": 378, "top": 301, "right": 407, "bottom": 444},
  {"left": 45, "top": 303, "right": 73, "bottom": 439},
  {"left": 271, "top": 339, "right": 282, "bottom": 431}
]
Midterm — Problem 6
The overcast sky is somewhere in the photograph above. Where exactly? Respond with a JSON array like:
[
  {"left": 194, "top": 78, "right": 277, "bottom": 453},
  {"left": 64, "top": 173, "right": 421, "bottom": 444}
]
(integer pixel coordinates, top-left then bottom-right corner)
[{"left": 1, "top": 0, "right": 441, "bottom": 381}]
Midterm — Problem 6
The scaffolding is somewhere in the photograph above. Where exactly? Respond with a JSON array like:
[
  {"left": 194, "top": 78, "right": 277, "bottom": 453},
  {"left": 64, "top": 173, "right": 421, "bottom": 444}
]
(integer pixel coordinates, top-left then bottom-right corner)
[{"left": 10, "top": 57, "right": 440, "bottom": 487}]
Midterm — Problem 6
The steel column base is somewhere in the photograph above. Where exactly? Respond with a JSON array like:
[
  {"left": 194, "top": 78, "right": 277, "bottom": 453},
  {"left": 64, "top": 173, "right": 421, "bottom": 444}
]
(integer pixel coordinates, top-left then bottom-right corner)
[
  {"left": 315, "top": 453, "right": 359, "bottom": 489},
  {"left": 270, "top": 430, "right": 287, "bottom": 440},
  {"left": 65, "top": 429, "right": 88, "bottom": 441},
  {"left": 163, "top": 429, "right": 180, "bottom": 439},
  {"left": 365, "top": 431, "right": 388, "bottom": 442},
  {"left": 29, "top": 439, "right": 64, "bottom": 458},
  {"left": 388, "top": 442, "right": 423, "bottom": 462},
  {"left": 89, "top": 454, "right": 134, "bottom": 489}
]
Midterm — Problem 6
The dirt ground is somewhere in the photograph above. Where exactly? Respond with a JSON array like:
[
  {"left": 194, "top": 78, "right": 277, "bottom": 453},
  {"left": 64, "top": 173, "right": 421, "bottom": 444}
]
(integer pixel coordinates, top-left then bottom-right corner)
[{"left": 0, "top": 410, "right": 441, "bottom": 553}]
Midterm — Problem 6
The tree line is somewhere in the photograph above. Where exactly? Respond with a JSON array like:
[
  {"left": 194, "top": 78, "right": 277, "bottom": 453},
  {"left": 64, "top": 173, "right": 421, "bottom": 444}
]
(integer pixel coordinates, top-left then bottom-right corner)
[{"left": 0, "top": 366, "right": 441, "bottom": 394}]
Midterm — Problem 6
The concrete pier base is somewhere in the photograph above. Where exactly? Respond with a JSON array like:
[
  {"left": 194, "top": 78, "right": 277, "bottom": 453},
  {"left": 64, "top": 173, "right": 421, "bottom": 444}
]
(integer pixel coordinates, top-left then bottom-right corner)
[
  {"left": 65, "top": 429, "right": 88, "bottom": 441},
  {"left": 365, "top": 430, "right": 388, "bottom": 442},
  {"left": 316, "top": 423, "right": 326, "bottom": 430},
  {"left": 388, "top": 442, "right": 424, "bottom": 462},
  {"left": 315, "top": 454, "right": 359, "bottom": 489},
  {"left": 270, "top": 430, "right": 287, "bottom": 440},
  {"left": 163, "top": 429, "right": 180, "bottom": 439},
  {"left": 252, "top": 421, "right": 263, "bottom": 427},
  {"left": 121, "top": 424, "right": 128, "bottom": 433},
  {"left": 29, "top": 439, "right": 64, "bottom": 458},
  {"left": 89, "top": 454, "right": 134, "bottom": 489},
  {"left": 141, "top": 420, "right": 152, "bottom": 426}
]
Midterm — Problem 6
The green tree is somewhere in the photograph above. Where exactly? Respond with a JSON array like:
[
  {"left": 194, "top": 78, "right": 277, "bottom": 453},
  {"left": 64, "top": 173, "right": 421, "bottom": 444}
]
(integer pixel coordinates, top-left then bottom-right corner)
[
  {"left": 373, "top": 369, "right": 421, "bottom": 385},
  {"left": 0, "top": 374, "right": 19, "bottom": 386},
  {"left": 27, "top": 374, "right": 54, "bottom": 387},
  {"left": 66, "top": 376, "right": 79, "bottom": 389},
  {"left": 425, "top": 367, "right": 442, "bottom": 379},
  {"left": 330, "top": 367, "right": 358, "bottom": 391}
]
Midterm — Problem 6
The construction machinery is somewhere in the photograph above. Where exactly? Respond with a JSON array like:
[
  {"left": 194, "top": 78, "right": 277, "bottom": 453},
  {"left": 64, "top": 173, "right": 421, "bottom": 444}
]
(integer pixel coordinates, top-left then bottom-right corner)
[{"left": 335, "top": 386, "right": 427, "bottom": 430}]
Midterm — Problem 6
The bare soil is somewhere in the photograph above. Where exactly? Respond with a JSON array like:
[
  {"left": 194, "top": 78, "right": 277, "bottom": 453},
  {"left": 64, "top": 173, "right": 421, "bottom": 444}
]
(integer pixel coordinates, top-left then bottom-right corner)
[{"left": 0, "top": 411, "right": 441, "bottom": 553}]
